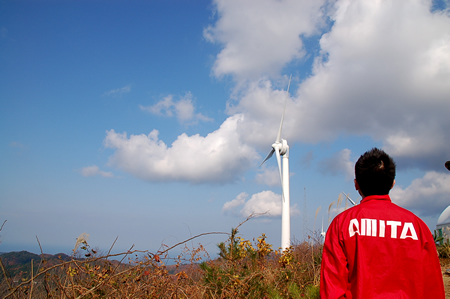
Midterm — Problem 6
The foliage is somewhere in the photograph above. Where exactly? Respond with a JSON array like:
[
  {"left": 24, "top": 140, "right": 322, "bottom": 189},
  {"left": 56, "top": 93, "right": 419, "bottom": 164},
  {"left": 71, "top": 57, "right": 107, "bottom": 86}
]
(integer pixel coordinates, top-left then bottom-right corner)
[
  {"left": 434, "top": 228, "right": 450, "bottom": 259},
  {"left": 437, "top": 239, "right": 450, "bottom": 259},
  {"left": 201, "top": 229, "right": 321, "bottom": 298},
  {"left": 0, "top": 222, "right": 323, "bottom": 298},
  {"left": 2, "top": 218, "right": 448, "bottom": 298},
  {"left": 0, "top": 238, "right": 208, "bottom": 298},
  {"left": 434, "top": 229, "right": 444, "bottom": 246}
]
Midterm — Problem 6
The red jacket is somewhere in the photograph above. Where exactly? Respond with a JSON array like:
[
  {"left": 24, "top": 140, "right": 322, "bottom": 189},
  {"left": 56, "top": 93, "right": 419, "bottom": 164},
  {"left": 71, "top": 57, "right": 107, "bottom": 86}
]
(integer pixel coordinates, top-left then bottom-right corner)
[{"left": 320, "top": 195, "right": 445, "bottom": 298}]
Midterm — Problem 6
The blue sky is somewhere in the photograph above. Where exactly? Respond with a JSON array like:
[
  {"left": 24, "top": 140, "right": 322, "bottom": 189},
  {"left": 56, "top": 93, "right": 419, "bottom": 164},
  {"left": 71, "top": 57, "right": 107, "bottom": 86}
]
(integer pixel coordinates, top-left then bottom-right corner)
[{"left": 1, "top": 0, "right": 450, "bottom": 257}]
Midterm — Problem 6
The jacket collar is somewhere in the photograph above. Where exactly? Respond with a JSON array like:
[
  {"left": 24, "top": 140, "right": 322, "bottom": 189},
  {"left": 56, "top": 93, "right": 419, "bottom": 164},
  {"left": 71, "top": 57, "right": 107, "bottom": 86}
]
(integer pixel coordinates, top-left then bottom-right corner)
[{"left": 360, "top": 194, "right": 391, "bottom": 204}]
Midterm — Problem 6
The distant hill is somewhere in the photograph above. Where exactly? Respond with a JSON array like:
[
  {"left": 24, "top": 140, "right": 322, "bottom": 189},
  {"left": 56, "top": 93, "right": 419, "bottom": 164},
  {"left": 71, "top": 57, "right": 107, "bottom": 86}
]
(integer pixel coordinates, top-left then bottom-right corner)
[
  {"left": 0, "top": 251, "right": 196, "bottom": 282},
  {"left": 0, "top": 251, "right": 73, "bottom": 280}
]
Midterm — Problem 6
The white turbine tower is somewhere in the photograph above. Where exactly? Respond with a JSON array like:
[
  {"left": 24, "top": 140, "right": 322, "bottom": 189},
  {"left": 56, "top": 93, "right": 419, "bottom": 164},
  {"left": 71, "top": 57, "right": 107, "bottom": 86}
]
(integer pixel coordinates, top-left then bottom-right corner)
[{"left": 260, "top": 75, "right": 292, "bottom": 251}]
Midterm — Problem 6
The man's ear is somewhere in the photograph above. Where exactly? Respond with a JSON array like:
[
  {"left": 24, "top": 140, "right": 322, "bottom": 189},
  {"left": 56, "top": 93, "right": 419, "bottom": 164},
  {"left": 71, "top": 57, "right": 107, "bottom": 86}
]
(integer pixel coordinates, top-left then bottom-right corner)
[
  {"left": 354, "top": 179, "right": 364, "bottom": 197},
  {"left": 391, "top": 180, "right": 396, "bottom": 190},
  {"left": 354, "top": 179, "right": 360, "bottom": 191}
]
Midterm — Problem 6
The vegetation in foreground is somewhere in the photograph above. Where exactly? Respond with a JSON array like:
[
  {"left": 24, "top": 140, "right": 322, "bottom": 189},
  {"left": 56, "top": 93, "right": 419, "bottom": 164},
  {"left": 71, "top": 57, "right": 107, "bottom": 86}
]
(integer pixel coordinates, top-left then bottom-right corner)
[
  {"left": 1, "top": 219, "right": 449, "bottom": 298},
  {"left": 0, "top": 217, "right": 323, "bottom": 298}
]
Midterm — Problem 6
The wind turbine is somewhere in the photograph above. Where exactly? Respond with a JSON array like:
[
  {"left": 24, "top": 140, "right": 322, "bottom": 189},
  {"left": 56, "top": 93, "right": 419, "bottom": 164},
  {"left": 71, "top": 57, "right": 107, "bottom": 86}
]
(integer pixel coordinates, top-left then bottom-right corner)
[
  {"left": 260, "top": 75, "right": 292, "bottom": 251},
  {"left": 341, "top": 191, "right": 356, "bottom": 206},
  {"left": 320, "top": 193, "right": 355, "bottom": 240},
  {"left": 321, "top": 216, "right": 326, "bottom": 239}
]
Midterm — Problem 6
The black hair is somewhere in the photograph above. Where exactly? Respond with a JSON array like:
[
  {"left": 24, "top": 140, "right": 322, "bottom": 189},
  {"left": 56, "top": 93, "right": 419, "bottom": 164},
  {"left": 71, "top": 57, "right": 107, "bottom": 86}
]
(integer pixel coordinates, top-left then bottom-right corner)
[{"left": 355, "top": 148, "right": 396, "bottom": 196}]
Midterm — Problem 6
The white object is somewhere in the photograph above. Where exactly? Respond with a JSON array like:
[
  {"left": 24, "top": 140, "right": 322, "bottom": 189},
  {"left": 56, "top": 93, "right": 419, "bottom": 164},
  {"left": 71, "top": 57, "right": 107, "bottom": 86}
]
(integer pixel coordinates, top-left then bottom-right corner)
[
  {"left": 342, "top": 191, "right": 356, "bottom": 206},
  {"left": 260, "top": 75, "right": 292, "bottom": 251},
  {"left": 436, "top": 205, "right": 450, "bottom": 242},
  {"left": 321, "top": 217, "right": 326, "bottom": 239}
]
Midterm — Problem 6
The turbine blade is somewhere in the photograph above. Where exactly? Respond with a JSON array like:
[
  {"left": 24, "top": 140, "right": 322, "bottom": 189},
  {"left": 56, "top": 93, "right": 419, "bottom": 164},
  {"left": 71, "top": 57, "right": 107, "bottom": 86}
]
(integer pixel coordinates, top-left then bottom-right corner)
[
  {"left": 275, "top": 147, "right": 285, "bottom": 201},
  {"left": 260, "top": 148, "right": 275, "bottom": 167},
  {"left": 276, "top": 75, "right": 292, "bottom": 143},
  {"left": 275, "top": 148, "right": 282, "bottom": 182},
  {"left": 341, "top": 191, "right": 356, "bottom": 206}
]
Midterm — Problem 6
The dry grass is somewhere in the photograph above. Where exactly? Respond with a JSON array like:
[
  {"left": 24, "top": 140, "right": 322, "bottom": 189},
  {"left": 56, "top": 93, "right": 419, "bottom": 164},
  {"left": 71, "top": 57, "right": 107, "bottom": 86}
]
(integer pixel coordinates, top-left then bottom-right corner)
[
  {"left": 0, "top": 219, "right": 323, "bottom": 299},
  {"left": 2, "top": 215, "right": 449, "bottom": 298},
  {"left": 2, "top": 230, "right": 449, "bottom": 298}
]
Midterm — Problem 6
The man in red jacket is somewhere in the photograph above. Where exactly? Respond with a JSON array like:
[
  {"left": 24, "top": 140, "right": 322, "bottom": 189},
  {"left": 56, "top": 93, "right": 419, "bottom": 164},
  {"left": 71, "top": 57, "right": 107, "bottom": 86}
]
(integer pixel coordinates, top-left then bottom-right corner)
[{"left": 320, "top": 148, "right": 445, "bottom": 298}]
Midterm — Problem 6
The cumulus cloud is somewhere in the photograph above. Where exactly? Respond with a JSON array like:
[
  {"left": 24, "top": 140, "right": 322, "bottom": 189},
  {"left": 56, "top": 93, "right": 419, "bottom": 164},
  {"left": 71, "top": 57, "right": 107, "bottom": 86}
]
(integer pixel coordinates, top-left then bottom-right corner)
[
  {"left": 391, "top": 171, "right": 450, "bottom": 217},
  {"left": 103, "top": 114, "right": 259, "bottom": 184},
  {"left": 227, "top": 78, "right": 298, "bottom": 149},
  {"left": 222, "top": 192, "right": 248, "bottom": 215},
  {"left": 80, "top": 165, "right": 114, "bottom": 178},
  {"left": 222, "top": 190, "right": 300, "bottom": 218},
  {"left": 140, "top": 92, "right": 212, "bottom": 125},
  {"left": 208, "top": 0, "right": 450, "bottom": 172},
  {"left": 103, "top": 85, "right": 131, "bottom": 96},
  {"left": 294, "top": 0, "right": 450, "bottom": 168},
  {"left": 205, "top": 0, "right": 326, "bottom": 81},
  {"left": 104, "top": 0, "right": 450, "bottom": 186}
]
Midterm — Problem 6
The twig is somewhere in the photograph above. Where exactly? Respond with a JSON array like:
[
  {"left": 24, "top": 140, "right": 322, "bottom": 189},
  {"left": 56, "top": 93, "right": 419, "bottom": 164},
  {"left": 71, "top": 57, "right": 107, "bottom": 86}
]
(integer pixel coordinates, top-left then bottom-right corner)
[
  {"left": 29, "top": 259, "right": 34, "bottom": 299},
  {"left": 3, "top": 259, "right": 80, "bottom": 298},
  {"left": 0, "top": 219, "right": 6, "bottom": 232},
  {"left": 74, "top": 231, "right": 230, "bottom": 299},
  {"left": 4, "top": 220, "right": 256, "bottom": 298},
  {"left": 106, "top": 236, "right": 119, "bottom": 258},
  {"left": 74, "top": 244, "right": 136, "bottom": 299},
  {"left": 75, "top": 229, "right": 226, "bottom": 299},
  {"left": 35, "top": 235, "right": 46, "bottom": 269},
  {"left": 235, "top": 212, "right": 267, "bottom": 231},
  {"left": 159, "top": 232, "right": 229, "bottom": 255},
  {"left": 35, "top": 235, "right": 52, "bottom": 297},
  {"left": 156, "top": 214, "right": 261, "bottom": 259},
  {"left": 0, "top": 256, "right": 19, "bottom": 299},
  {"left": 110, "top": 244, "right": 135, "bottom": 280}
]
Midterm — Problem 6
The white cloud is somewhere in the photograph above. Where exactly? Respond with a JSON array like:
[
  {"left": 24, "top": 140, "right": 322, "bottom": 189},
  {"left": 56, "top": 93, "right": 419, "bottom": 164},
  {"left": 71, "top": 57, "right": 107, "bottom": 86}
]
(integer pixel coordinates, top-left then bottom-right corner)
[
  {"left": 80, "top": 165, "right": 114, "bottom": 178},
  {"left": 391, "top": 171, "right": 450, "bottom": 217},
  {"left": 141, "top": 95, "right": 174, "bottom": 116},
  {"left": 104, "top": 0, "right": 450, "bottom": 186},
  {"left": 208, "top": 0, "right": 450, "bottom": 171},
  {"left": 103, "top": 114, "right": 259, "bottom": 184},
  {"left": 292, "top": 0, "right": 450, "bottom": 167},
  {"left": 140, "top": 92, "right": 212, "bottom": 125},
  {"left": 223, "top": 190, "right": 300, "bottom": 218},
  {"left": 222, "top": 192, "right": 248, "bottom": 215},
  {"left": 241, "top": 190, "right": 282, "bottom": 217},
  {"left": 255, "top": 167, "right": 281, "bottom": 186},
  {"left": 227, "top": 78, "right": 297, "bottom": 149},
  {"left": 205, "top": 0, "right": 326, "bottom": 81},
  {"left": 103, "top": 85, "right": 131, "bottom": 96}
]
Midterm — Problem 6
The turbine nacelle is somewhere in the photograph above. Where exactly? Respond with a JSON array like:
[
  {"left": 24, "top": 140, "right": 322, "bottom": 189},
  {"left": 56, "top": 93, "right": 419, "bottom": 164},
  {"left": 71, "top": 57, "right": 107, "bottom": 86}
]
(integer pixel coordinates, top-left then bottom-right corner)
[{"left": 272, "top": 139, "right": 288, "bottom": 156}]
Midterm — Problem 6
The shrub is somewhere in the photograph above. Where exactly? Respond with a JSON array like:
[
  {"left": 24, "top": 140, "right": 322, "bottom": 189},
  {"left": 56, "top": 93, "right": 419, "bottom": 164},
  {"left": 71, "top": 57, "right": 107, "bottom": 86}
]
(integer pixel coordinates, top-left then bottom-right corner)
[{"left": 0, "top": 222, "right": 322, "bottom": 298}]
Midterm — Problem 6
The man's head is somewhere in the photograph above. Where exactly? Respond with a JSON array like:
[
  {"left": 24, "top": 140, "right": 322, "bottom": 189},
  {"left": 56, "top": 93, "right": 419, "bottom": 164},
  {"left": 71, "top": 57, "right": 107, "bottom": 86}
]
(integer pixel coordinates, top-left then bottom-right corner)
[{"left": 354, "top": 148, "right": 396, "bottom": 197}]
